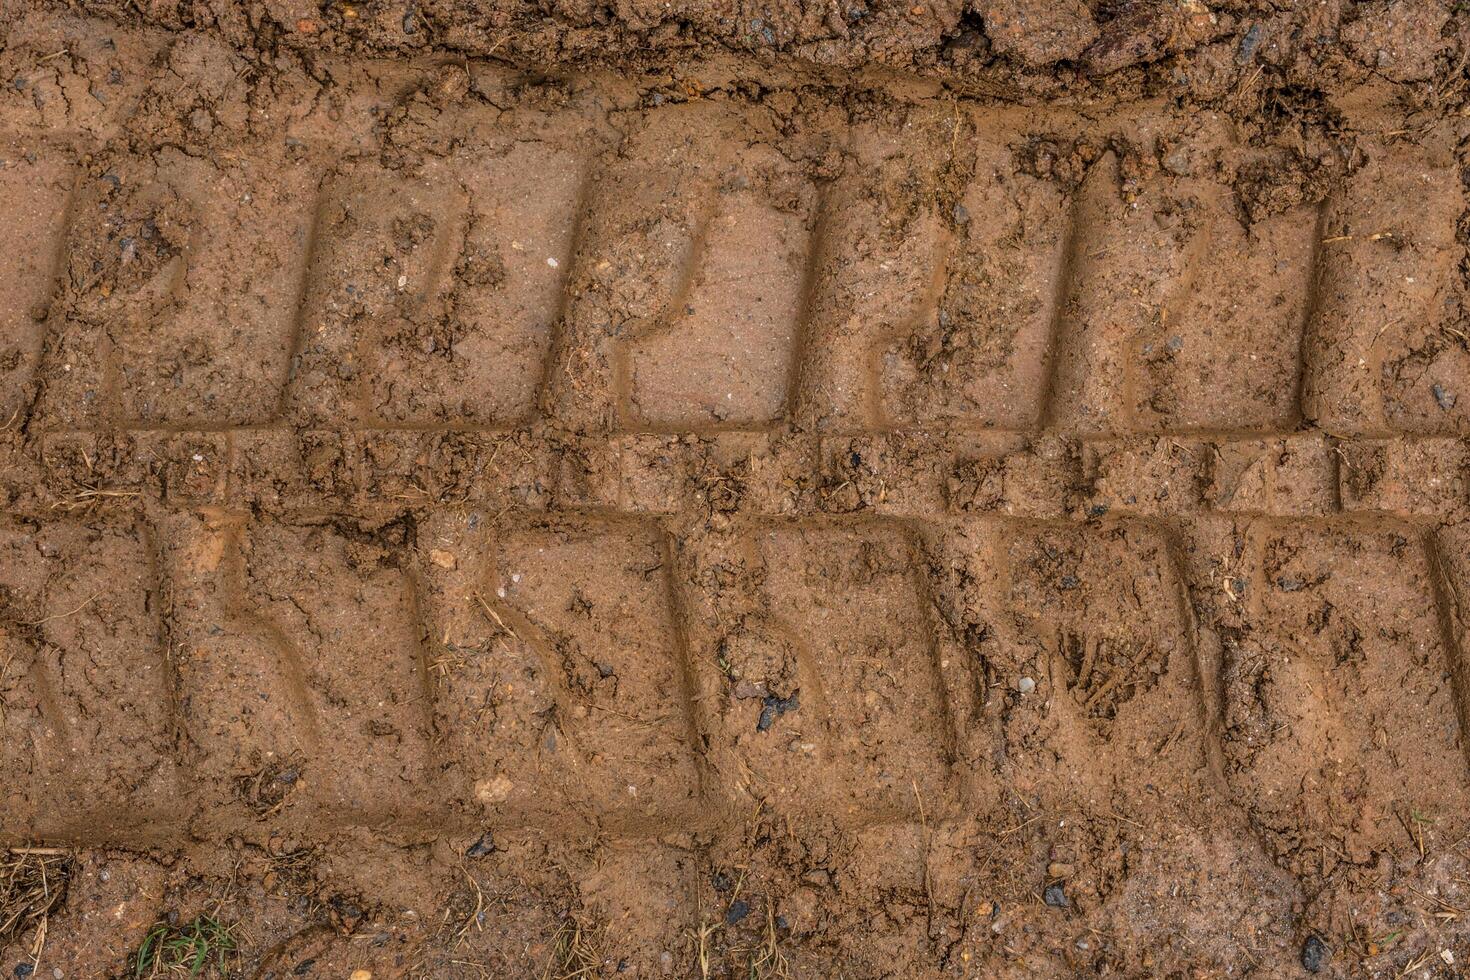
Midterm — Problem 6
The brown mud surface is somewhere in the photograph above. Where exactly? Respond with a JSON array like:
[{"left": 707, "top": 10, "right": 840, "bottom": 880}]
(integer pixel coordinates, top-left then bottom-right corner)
[{"left": 2, "top": 0, "right": 1470, "bottom": 976}]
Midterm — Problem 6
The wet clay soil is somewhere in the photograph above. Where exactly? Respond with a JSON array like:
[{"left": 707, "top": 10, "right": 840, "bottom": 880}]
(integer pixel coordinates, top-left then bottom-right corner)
[{"left": 3, "top": 0, "right": 1470, "bottom": 976}]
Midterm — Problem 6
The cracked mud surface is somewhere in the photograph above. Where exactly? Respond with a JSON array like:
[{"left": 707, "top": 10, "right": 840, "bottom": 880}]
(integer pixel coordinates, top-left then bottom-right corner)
[{"left": 3, "top": 0, "right": 1470, "bottom": 976}]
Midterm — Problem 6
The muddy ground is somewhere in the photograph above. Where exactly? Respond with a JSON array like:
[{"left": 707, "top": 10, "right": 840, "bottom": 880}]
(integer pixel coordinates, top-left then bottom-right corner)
[{"left": 2, "top": 0, "right": 1470, "bottom": 976}]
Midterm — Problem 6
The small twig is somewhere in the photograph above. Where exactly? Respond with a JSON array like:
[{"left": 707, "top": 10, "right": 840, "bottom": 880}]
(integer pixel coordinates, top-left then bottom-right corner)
[
  {"left": 23, "top": 593, "right": 100, "bottom": 627},
  {"left": 473, "top": 593, "right": 518, "bottom": 640},
  {"left": 1321, "top": 231, "right": 1398, "bottom": 245}
]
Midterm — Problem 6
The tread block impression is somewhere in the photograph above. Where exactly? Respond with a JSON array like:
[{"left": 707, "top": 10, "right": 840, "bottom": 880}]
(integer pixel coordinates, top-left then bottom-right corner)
[
  {"left": 1219, "top": 522, "right": 1470, "bottom": 877},
  {"left": 926, "top": 517, "right": 1210, "bottom": 808},
  {"left": 547, "top": 102, "right": 815, "bottom": 430},
  {"left": 0, "top": 519, "right": 176, "bottom": 836},
  {"left": 1338, "top": 437, "right": 1469, "bottom": 518},
  {"left": 795, "top": 113, "right": 949, "bottom": 430},
  {"left": 1006, "top": 522, "right": 1193, "bottom": 741},
  {"left": 681, "top": 520, "right": 957, "bottom": 821},
  {"left": 878, "top": 115, "right": 1071, "bottom": 430},
  {"left": 34, "top": 148, "right": 314, "bottom": 428},
  {"left": 798, "top": 108, "right": 1068, "bottom": 432},
  {"left": 1048, "top": 149, "right": 1316, "bottom": 434},
  {"left": 417, "top": 514, "right": 700, "bottom": 827},
  {"left": 0, "top": 146, "right": 70, "bottom": 423},
  {"left": 161, "top": 513, "right": 434, "bottom": 821},
  {"left": 291, "top": 144, "right": 581, "bottom": 426},
  {"left": 1207, "top": 434, "right": 1336, "bottom": 516},
  {"left": 1303, "top": 144, "right": 1465, "bottom": 435},
  {"left": 617, "top": 107, "right": 813, "bottom": 430}
]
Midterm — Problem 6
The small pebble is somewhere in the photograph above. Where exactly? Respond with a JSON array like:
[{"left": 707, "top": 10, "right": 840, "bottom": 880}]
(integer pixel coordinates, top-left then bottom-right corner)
[
  {"left": 1301, "top": 934, "right": 1329, "bottom": 973},
  {"left": 1161, "top": 147, "right": 1192, "bottom": 175},
  {"left": 1238, "top": 22, "right": 1263, "bottom": 63},
  {"left": 1043, "top": 882, "right": 1068, "bottom": 908},
  {"left": 757, "top": 693, "right": 799, "bottom": 731},
  {"left": 1017, "top": 676, "right": 1035, "bottom": 694},
  {"left": 1433, "top": 383, "right": 1456, "bottom": 410},
  {"left": 726, "top": 899, "right": 750, "bottom": 925}
]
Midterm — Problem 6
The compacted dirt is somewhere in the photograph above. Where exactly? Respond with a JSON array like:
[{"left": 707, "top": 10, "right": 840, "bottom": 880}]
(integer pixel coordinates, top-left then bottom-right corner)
[{"left": 2, "top": 0, "right": 1470, "bottom": 976}]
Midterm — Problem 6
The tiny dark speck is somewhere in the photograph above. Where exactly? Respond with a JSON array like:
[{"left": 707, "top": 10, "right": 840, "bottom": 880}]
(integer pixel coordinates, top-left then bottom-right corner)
[{"left": 726, "top": 899, "right": 750, "bottom": 925}]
